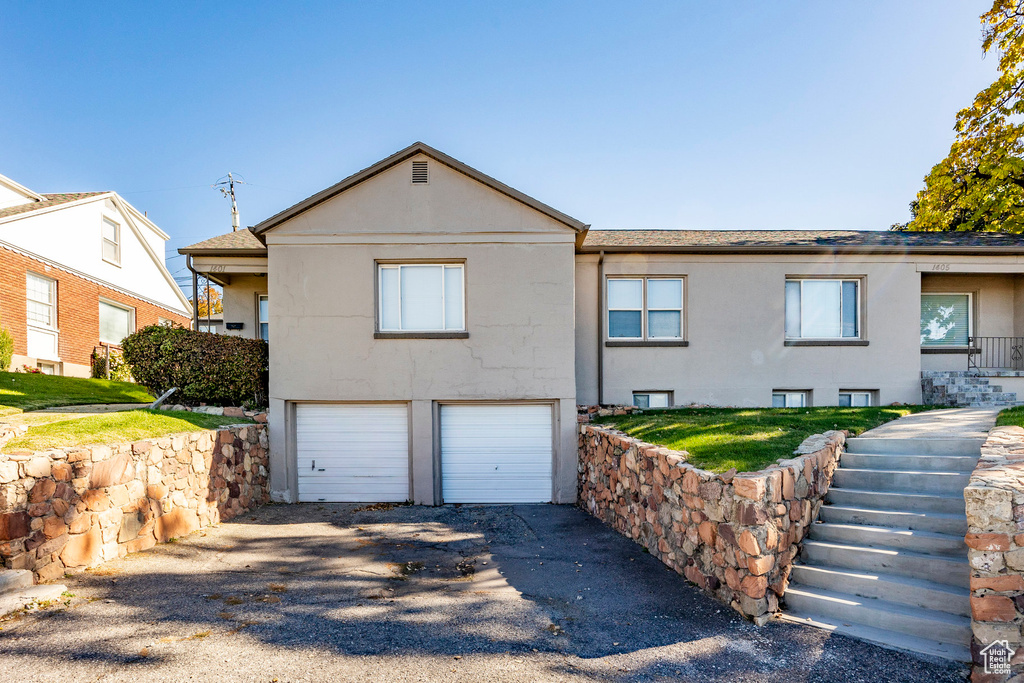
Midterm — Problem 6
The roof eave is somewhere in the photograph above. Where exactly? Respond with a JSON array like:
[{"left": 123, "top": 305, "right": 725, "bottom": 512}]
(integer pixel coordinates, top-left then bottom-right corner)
[
  {"left": 578, "top": 245, "right": 1024, "bottom": 255},
  {"left": 177, "top": 247, "right": 268, "bottom": 256}
]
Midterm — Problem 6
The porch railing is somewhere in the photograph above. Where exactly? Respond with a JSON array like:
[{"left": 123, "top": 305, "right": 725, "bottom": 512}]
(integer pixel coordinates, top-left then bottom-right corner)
[{"left": 967, "top": 336, "right": 1024, "bottom": 372}]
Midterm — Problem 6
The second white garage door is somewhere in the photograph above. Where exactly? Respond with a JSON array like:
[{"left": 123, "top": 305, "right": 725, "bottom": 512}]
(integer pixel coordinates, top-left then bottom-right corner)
[
  {"left": 296, "top": 403, "right": 409, "bottom": 503},
  {"left": 440, "top": 403, "right": 553, "bottom": 503}
]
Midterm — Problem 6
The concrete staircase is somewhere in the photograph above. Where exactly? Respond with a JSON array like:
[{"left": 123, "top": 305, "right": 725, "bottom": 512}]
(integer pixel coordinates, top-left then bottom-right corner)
[
  {"left": 781, "top": 436, "right": 981, "bottom": 662},
  {"left": 0, "top": 569, "right": 66, "bottom": 617},
  {"left": 922, "top": 371, "right": 1017, "bottom": 407}
]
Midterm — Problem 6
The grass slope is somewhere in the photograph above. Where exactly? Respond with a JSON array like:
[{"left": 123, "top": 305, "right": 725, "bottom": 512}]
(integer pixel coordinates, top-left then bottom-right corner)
[
  {"left": 0, "top": 371, "right": 153, "bottom": 417},
  {"left": 4, "top": 409, "right": 251, "bottom": 452},
  {"left": 996, "top": 406, "right": 1024, "bottom": 428},
  {"left": 594, "top": 406, "right": 933, "bottom": 474}
]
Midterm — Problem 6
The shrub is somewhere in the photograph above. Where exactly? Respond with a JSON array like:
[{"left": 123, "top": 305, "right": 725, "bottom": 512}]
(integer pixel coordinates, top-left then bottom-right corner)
[
  {"left": 91, "top": 347, "right": 132, "bottom": 382},
  {"left": 121, "top": 325, "right": 268, "bottom": 408},
  {"left": 0, "top": 327, "right": 13, "bottom": 371}
]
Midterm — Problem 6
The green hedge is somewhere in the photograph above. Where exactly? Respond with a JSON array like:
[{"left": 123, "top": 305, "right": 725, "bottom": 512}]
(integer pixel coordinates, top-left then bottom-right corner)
[{"left": 121, "top": 325, "right": 268, "bottom": 408}]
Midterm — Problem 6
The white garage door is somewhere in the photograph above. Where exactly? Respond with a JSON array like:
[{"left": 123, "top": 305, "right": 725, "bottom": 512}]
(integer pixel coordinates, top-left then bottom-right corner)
[
  {"left": 296, "top": 403, "right": 409, "bottom": 503},
  {"left": 441, "top": 404, "right": 553, "bottom": 503}
]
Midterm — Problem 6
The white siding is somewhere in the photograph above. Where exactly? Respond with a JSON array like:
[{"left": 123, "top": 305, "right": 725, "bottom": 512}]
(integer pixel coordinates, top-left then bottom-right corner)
[
  {"left": 296, "top": 403, "right": 409, "bottom": 502},
  {"left": 441, "top": 404, "right": 553, "bottom": 503},
  {"left": 0, "top": 198, "right": 187, "bottom": 314}
]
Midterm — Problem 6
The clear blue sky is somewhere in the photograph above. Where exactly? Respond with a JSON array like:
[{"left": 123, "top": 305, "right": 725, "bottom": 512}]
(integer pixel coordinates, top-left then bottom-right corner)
[{"left": 0, "top": 1, "right": 996, "bottom": 290}]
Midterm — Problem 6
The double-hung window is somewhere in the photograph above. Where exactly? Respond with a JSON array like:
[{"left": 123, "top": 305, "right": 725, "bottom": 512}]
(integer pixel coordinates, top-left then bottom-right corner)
[
  {"left": 785, "top": 278, "right": 860, "bottom": 340},
  {"left": 26, "top": 273, "right": 56, "bottom": 329},
  {"left": 101, "top": 217, "right": 120, "bottom": 266},
  {"left": 920, "top": 293, "right": 971, "bottom": 347},
  {"left": 607, "top": 278, "right": 684, "bottom": 340},
  {"left": 99, "top": 300, "right": 134, "bottom": 345},
  {"left": 378, "top": 263, "right": 465, "bottom": 332},
  {"left": 258, "top": 295, "right": 269, "bottom": 341}
]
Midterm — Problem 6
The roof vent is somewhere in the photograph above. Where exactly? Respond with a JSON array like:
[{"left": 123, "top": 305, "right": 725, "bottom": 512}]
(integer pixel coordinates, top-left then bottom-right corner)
[{"left": 411, "top": 161, "right": 429, "bottom": 184}]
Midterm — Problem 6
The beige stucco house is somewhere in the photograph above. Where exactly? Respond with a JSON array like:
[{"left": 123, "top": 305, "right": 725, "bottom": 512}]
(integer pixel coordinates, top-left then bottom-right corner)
[{"left": 180, "top": 142, "right": 1024, "bottom": 505}]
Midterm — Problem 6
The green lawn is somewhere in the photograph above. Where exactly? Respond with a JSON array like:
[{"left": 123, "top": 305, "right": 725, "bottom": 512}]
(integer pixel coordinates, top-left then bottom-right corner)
[
  {"left": 0, "top": 371, "right": 153, "bottom": 417},
  {"left": 996, "top": 406, "right": 1024, "bottom": 428},
  {"left": 593, "top": 406, "right": 934, "bottom": 474},
  {"left": 3, "top": 409, "right": 251, "bottom": 452}
]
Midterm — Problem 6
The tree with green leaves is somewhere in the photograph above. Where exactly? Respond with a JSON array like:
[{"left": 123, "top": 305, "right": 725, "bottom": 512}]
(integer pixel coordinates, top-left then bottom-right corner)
[{"left": 900, "top": 0, "right": 1024, "bottom": 232}]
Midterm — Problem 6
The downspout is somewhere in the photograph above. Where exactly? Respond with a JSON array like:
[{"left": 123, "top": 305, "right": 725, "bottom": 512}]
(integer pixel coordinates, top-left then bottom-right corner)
[
  {"left": 186, "top": 254, "right": 199, "bottom": 330},
  {"left": 597, "top": 250, "right": 605, "bottom": 406}
]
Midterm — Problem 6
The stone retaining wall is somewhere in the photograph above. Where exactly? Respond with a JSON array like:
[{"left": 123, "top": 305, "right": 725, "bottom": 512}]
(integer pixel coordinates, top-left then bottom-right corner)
[
  {"left": 578, "top": 424, "right": 844, "bottom": 623},
  {"left": 0, "top": 423, "right": 269, "bottom": 581},
  {"left": 965, "top": 425, "right": 1024, "bottom": 681}
]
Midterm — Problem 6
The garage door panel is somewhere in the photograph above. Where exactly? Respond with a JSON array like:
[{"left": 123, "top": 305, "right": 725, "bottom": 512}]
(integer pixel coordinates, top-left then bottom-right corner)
[
  {"left": 297, "top": 403, "right": 409, "bottom": 503},
  {"left": 441, "top": 404, "right": 553, "bottom": 504}
]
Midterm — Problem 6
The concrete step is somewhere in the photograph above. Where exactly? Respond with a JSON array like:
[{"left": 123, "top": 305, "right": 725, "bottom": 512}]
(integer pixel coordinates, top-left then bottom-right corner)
[
  {"left": 831, "top": 468, "right": 971, "bottom": 494},
  {"left": 790, "top": 564, "right": 970, "bottom": 617},
  {"left": 839, "top": 452, "right": 978, "bottom": 473},
  {"left": 783, "top": 584, "right": 970, "bottom": 648},
  {"left": 826, "top": 488, "right": 965, "bottom": 515},
  {"left": 0, "top": 569, "right": 34, "bottom": 595},
  {"left": 809, "top": 523, "right": 965, "bottom": 557},
  {"left": 845, "top": 438, "right": 984, "bottom": 456},
  {"left": 818, "top": 505, "right": 967, "bottom": 535},
  {"left": 0, "top": 583, "right": 67, "bottom": 619},
  {"left": 779, "top": 609, "right": 971, "bottom": 662},
  {"left": 801, "top": 540, "right": 969, "bottom": 588}
]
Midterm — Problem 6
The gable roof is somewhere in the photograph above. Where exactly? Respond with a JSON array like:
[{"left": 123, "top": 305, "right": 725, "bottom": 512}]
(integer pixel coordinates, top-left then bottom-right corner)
[
  {"left": 0, "top": 173, "right": 45, "bottom": 202},
  {"left": 251, "top": 142, "right": 589, "bottom": 236},
  {"left": 0, "top": 192, "right": 106, "bottom": 220},
  {"left": 581, "top": 229, "right": 1024, "bottom": 254},
  {"left": 179, "top": 228, "right": 267, "bottom": 255}
]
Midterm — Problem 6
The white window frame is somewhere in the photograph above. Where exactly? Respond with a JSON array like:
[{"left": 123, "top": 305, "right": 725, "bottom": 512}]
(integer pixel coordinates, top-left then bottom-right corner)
[
  {"left": 101, "top": 217, "right": 121, "bottom": 266},
  {"left": 377, "top": 263, "right": 466, "bottom": 333},
  {"left": 785, "top": 278, "right": 862, "bottom": 340},
  {"left": 258, "top": 294, "right": 269, "bottom": 341},
  {"left": 772, "top": 391, "right": 809, "bottom": 408},
  {"left": 26, "top": 272, "right": 57, "bottom": 331},
  {"left": 607, "top": 277, "right": 685, "bottom": 341},
  {"left": 98, "top": 299, "right": 135, "bottom": 346},
  {"left": 633, "top": 392, "right": 672, "bottom": 409},
  {"left": 839, "top": 391, "right": 873, "bottom": 407},
  {"left": 920, "top": 292, "right": 973, "bottom": 348}
]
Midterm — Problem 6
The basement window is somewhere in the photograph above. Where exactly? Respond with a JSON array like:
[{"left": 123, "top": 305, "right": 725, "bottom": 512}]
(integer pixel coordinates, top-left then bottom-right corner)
[
  {"left": 633, "top": 392, "right": 672, "bottom": 409},
  {"left": 772, "top": 391, "right": 808, "bottom": 408},
  {"left": 839, "top": 391, "right": 873, "bottom": 407}
]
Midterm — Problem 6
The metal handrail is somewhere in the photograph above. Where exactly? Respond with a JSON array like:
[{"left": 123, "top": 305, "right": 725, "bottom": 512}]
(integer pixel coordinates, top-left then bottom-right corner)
[{"left": 967, "top": 336, "right": 1024, "bottom": 372}]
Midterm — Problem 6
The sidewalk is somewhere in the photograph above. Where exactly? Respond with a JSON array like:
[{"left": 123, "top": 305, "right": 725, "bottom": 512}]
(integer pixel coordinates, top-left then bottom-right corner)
[{"left": 859, "top": 407, "right": 999, "bottom": 440}]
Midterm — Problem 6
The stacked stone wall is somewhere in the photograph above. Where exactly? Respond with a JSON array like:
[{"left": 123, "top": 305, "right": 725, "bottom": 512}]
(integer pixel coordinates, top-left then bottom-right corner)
[
  {"left": 578, "top": 424, "right": 844, "bottom": 623},
  {"left": 0, "top": 423, "right": 268, "bottom": 581},
  {"left": 965, "top": 425, "right": 1024, "bottom": 681}
]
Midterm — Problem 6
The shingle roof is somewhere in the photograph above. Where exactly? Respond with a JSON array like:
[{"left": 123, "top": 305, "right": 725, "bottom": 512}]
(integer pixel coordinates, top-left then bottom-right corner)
[
  {"left": 581, "top": 229, "right": 1024, "bottom": 253},
  {"left": 0, "top": 192, "right": 106, "bottom": 220},
  {"left": 178, "top": 229, "right": 267, "bottom": 255}
]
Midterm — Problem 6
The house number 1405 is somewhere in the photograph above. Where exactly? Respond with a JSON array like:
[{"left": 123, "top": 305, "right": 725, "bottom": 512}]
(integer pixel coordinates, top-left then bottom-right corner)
[{"left": 931, "top": 264, "right": 950, "bottom": 271}]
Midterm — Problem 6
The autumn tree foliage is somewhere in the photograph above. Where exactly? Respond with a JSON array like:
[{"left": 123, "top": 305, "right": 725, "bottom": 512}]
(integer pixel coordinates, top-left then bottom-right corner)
[
  {"left": 901, "top": 0, "right": 1024, "bottom": 232},
  {"left": 193, "top": 283, "right": 223, "bottom": 318}
]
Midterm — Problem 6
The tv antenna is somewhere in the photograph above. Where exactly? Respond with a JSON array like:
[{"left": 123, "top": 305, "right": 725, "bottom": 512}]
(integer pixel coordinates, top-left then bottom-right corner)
[{"left": 213, "top": 172, "right": 246, "bottom": 231}]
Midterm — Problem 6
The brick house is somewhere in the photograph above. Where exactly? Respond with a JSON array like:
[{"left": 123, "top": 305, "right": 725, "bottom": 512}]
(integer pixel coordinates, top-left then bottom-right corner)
[{"left": 0, "top": 173, "right": 191, "bottom": 377}]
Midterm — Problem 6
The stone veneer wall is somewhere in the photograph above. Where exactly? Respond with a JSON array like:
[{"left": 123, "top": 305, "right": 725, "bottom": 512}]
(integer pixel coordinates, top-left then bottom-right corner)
[
  {"left": 578, "top": 424, "right": 844, "bottom": 623},
  {"left": 964, "top": 425, "right": 1024, "bottom": 681},
  {"left": 0, "top": 424, "right": 268, "bottom": 581}
]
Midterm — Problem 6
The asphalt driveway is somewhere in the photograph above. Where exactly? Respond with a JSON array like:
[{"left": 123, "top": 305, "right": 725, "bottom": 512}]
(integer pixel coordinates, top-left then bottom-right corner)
[{"left": 0, "top": 504, "right": 966, "bottom": 682}]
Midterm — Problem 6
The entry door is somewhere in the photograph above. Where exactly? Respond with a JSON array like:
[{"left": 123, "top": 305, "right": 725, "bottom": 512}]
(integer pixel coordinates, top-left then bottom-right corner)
[
  {"left": 440, "top": 403, "right": 553, "bottom": 503},
  {"left": 296, "top": 403, "right": 409, "bottom": 502}
]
